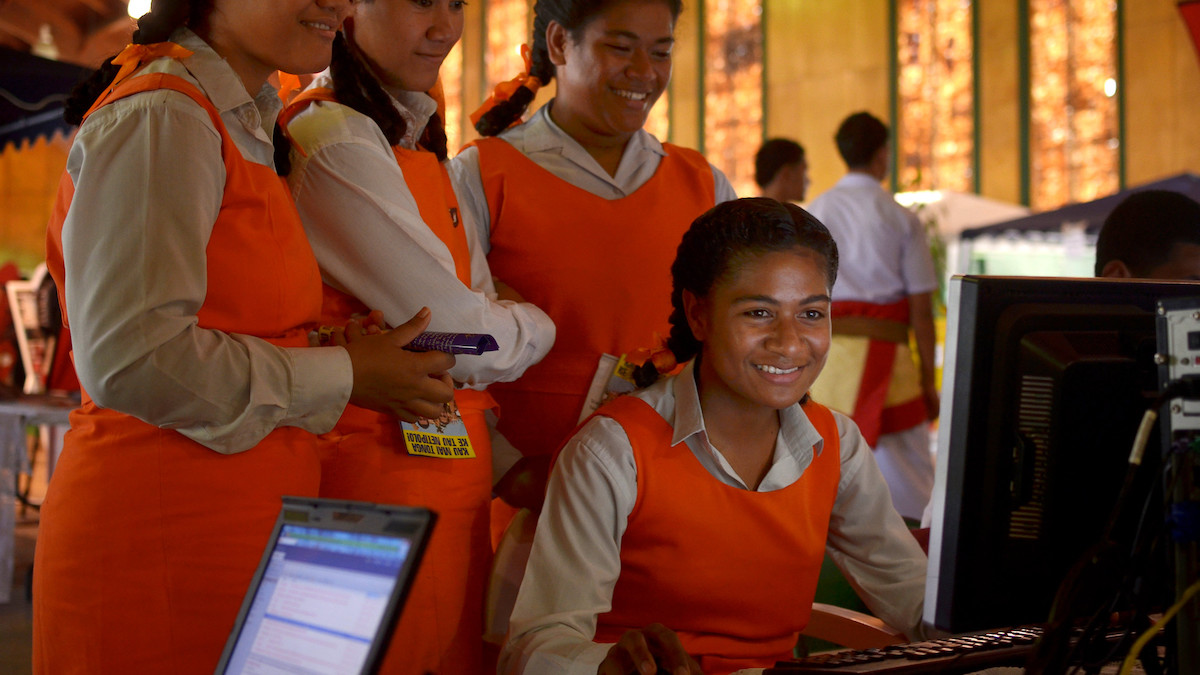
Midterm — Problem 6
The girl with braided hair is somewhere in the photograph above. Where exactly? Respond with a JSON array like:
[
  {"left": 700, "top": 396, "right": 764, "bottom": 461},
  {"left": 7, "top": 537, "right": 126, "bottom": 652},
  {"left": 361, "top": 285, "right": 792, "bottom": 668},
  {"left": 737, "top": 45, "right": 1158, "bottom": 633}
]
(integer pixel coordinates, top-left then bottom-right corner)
[
  {"left": 34, "top": 1, "right": 464, "bottom": 672},
  {"left": 448, "top": 0, "right": 738, "bottom": 484},
  {"left": 501, "top": 199, "right": 931, "bottom": 674},
  {"left": 276, "top": 2, "right": 556, "bottom": 672}
]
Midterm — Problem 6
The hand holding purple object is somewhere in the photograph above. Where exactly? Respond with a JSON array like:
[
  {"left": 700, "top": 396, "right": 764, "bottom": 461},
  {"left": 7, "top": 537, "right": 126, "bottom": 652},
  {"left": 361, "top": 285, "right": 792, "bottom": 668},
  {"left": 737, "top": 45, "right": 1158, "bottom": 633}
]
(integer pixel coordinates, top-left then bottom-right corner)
[{"left": 406, "top": 332, "right": 499, "bottom": 355}]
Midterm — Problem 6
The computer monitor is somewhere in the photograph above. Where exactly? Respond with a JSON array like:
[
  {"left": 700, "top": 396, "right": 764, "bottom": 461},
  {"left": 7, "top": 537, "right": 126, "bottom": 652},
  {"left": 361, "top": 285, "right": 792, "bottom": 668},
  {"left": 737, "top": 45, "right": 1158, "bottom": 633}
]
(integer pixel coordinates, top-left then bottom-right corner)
[{"left": 925, "top": 275, "right": 1200, "bottom": 634}]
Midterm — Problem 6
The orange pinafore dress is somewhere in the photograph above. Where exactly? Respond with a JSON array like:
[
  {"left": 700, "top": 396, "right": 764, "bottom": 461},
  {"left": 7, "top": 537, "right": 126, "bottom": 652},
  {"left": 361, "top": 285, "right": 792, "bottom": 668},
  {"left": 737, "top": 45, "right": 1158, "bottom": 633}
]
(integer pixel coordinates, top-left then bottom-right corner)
[
  {"left": 281, "top": 89, "right": 496, "bottom": 675},
  {"left": 474, "top": 137, "right": 716, "bottom": 460},
  {"left": 593, "top": 395, "right": 842, "bottom": 675},
  {"left": 36, "top": 65, "right": 326, "bottom": 673}
]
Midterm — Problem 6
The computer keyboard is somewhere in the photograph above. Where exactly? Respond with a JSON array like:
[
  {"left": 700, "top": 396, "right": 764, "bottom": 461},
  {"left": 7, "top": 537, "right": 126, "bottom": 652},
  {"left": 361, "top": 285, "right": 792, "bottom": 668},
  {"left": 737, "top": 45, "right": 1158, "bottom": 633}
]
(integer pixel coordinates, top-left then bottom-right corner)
[{"left": 765, "top": 626, "right": 1045, "bottom": 674}]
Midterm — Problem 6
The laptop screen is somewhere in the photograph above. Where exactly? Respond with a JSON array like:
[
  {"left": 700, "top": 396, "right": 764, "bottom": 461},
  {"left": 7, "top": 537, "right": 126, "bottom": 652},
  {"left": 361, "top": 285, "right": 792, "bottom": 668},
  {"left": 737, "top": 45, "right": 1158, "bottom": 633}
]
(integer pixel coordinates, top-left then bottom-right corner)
[{"left": 216, "top": 499, "right": 434, "bottom": 675}]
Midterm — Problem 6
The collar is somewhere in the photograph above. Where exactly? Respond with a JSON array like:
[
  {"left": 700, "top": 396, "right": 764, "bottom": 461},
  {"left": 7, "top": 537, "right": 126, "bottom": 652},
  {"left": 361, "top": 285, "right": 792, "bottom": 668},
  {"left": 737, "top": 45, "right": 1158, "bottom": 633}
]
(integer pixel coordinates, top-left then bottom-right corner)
[
  {"left": 518, "top": 103, "right": 668, "bottom": 160},
  {"left": 309, "top": 69, "right": 437, "bottom": 150},
  {"left": 835, "top": 172, "right": 887, "bottom": 190},
  {"left": 668, "top": 359, "right": 826, "bottom": 461},
  {"left": 172, "top": 28, "right": 281, "bottom": 131},
  {"left": 386, "top": 88, "right": 438, "bottom": 149}
]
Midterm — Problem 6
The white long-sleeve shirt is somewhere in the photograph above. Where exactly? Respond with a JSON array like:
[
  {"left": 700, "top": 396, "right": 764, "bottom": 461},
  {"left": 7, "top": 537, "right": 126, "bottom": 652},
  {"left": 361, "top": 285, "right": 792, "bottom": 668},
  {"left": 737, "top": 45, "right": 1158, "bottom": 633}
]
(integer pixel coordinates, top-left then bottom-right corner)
[
  {"left": 805, "top": 173, "right": 938, "bottom": 304},
  {"left": 59, "top": 28, "right": 351, "bottom": 454},
  {"left": 284, "top": 72, "right": 555, "bottom": 388},
  {"left": 501, "top": 360, "right": 931, "bottom": 675},
  {"left": 448, "top": 104, "right": 739, "bottom": 251}
]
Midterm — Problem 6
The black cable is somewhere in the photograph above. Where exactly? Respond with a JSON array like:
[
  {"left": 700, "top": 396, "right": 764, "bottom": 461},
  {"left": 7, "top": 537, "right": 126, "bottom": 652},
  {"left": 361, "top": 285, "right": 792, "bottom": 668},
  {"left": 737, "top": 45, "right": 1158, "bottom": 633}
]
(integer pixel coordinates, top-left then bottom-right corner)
[{"left": 1028, "top": 377, "right": 1200, "bottom": 674}]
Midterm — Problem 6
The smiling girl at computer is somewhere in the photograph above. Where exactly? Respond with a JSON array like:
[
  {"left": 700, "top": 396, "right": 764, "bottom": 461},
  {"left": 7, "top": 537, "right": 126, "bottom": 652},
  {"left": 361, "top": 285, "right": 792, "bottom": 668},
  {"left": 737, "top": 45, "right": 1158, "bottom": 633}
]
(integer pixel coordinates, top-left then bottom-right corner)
[{"left": 500, "top": 198, "right": 931, "bottom": 675}]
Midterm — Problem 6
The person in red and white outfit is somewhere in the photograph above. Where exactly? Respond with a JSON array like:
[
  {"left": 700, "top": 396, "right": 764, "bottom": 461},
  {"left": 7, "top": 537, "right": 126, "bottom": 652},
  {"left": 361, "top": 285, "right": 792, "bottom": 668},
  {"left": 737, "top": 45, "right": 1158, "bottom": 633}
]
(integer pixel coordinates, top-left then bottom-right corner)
[{"left": 806, "top": 111, "right": 940, "bottom": 522}]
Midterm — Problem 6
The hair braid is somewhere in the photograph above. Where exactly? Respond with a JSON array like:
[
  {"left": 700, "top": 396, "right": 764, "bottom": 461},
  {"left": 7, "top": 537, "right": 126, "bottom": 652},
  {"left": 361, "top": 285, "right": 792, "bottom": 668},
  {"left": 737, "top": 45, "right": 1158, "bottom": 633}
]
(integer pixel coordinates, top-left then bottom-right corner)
[
  {"left": 473, "top": 0, "right": 558, "bottom": 136},
  {"left": 63, "top": 0, "right": 206, "bottom": 126},
  {"left": 421, "top": 111, "right": 450, "bottom": 161},
  {"left": 330, "top": 32, "right": 409, "bottom": 146}
]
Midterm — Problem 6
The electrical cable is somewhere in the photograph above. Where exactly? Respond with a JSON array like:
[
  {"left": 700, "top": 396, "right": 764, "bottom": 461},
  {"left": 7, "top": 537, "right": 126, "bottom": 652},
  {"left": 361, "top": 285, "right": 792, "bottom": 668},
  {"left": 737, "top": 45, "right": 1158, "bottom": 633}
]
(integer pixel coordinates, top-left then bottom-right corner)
[
  {"left": 1031, "top": 378, "right": 1200, "bottom": 674},
  {"left": 1117, "top": 578, "right": 1200, "bottom": 675}
]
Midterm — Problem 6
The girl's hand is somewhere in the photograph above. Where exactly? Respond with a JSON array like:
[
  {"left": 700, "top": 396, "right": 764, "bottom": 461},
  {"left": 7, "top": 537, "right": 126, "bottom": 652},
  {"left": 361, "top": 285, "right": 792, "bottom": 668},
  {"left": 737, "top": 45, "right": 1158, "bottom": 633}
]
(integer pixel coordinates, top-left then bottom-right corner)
[
  {"left": 311, "top": 309, "right": 387, "bottom": 347},
  {"left": 341, "top": 307, "right": 456, "bottom": 422},
  {"left": 599, "top": 624, "right": 703, "bottom": 675}
]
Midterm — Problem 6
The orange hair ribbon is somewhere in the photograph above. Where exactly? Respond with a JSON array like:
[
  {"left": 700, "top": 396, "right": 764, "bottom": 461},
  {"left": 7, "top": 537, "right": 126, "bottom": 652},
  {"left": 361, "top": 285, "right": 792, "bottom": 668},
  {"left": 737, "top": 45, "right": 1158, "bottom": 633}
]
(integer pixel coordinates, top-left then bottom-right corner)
[
  {"left": 275, "top": 72, "right": 305, "bottom": 104},
  {"left": 109, "top": 42, "right": 194, "bottom": 88},
  {"left": 469, "top": 44, "right": 542, "bottom": 127}
]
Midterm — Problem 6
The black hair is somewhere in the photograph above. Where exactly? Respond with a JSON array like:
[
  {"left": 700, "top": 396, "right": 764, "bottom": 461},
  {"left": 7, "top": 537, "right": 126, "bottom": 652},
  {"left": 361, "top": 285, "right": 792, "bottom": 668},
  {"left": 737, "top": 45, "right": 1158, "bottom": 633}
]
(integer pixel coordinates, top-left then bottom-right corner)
[
  {"left": 275, "top": 26, "right": 451, "bottom": 175},
  {"left": 664, "top": 197, "right": 839, "bottom": 365},
  {"left": 474, "top": 0, "right": 683, "bottom": 136},
  {"left": 63, "top": 0, "right": 212, "bottom": 126},
  {"left": 834, "top": 111, "right": 889, "bottom": 169},
  {"left": 1094, "top": 190, "right": 1200, "bottom": 277},
  {"left": 754, "top": 138, "right": 806, "bottom": 188}
]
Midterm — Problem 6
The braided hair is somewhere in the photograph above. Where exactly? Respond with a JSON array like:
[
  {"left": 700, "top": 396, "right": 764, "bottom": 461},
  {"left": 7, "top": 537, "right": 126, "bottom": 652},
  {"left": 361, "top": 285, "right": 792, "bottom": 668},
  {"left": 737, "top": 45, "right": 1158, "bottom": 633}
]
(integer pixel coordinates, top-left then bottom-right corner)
[
  {"left": 474, "top": 0, "right": 683, "bottom": 136},
  {"left": 63, "top": 0, "right": 211, "bottom": 125},
  {"left": 665, "top": 198, "right": 839, "bottom": 365}
]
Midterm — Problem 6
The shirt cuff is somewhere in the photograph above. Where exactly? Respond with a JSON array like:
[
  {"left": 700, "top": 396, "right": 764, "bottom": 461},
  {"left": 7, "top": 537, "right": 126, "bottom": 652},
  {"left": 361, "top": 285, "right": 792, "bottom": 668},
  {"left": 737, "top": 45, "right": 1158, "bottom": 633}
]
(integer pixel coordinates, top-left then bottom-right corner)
[
  {"left": 512, "top": 639, "right": 611, "bottom": 675},
  {"left": 283, "top": 345, "right": 353, "bottom": 434}
]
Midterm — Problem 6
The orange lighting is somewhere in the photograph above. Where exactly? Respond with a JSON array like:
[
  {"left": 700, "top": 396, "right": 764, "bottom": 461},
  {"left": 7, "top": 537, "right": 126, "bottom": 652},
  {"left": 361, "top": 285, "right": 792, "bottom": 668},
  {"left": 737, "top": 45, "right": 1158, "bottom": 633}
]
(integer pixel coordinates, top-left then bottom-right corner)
[
  {"left": 896, "top": 0, "right": 974, "bottom": 193},
  {"left": 704, "top": 0, "right": 762, "bottom": 197}
]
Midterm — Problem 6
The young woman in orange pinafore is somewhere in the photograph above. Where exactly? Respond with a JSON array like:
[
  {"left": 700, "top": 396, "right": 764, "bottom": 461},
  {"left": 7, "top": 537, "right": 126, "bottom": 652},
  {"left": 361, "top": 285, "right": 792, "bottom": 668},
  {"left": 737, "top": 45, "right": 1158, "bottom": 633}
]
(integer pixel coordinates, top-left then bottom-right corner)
[
  {"left": 449, "top": 0, "right": 738, "bottom": 474},
  {"left": 500, "top": 199, "right": 932, "bottom": 675},
  {"left": 33, "top": 2, "right": 458, "bottom": 672},
  {"left": 276, "top": 2, "right": 555, "bottom": 672}
]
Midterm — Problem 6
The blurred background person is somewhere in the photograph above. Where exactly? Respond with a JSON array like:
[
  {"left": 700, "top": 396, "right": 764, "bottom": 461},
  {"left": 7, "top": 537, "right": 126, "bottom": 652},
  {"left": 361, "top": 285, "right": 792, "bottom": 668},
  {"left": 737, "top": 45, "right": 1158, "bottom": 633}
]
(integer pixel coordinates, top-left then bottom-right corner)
[{"left": 755, "top": 137, "right": 810, "bottom": 203}]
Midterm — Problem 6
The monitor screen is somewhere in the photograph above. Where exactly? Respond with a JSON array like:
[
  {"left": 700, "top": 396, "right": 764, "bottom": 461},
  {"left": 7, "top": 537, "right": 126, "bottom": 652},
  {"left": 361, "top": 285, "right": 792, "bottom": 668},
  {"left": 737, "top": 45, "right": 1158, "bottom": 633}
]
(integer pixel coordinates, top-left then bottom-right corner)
[
  {"left": 925, "top": 275, "right": 1200, "bottom": 634},
  {"left": 216, "top": 499, "right": 434, "bottom": 675}
]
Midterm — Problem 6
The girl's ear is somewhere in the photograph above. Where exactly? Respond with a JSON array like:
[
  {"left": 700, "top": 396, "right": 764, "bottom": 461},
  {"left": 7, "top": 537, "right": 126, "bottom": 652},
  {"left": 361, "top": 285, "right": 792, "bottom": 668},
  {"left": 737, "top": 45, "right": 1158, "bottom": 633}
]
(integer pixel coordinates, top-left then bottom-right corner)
[
  {"left": 682, "top": 289, "right": 709, "bottom": 343},
  {"left": 546, "top": 20, "right": 569, "bottom": 67}
]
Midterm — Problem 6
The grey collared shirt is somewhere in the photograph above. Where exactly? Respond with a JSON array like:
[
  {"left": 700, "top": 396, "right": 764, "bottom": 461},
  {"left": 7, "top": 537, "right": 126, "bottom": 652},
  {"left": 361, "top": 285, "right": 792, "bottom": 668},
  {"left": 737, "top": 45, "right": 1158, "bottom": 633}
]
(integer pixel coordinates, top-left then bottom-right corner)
[
  {"left": 59, "top": 28, "right": 351, "bottom": 454},
  {"left": 500, "top": 359, "right": 930, "bottom": 674}
]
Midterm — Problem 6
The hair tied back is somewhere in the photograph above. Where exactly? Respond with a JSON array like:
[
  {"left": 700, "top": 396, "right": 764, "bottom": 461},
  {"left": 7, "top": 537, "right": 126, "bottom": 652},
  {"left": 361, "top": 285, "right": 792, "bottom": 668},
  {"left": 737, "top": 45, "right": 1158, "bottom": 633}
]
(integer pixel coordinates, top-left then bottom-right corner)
[
  {"left": 470, "top": 44, "right": 541, "bottom": 131},
  {"left": 109, "top": 42, "right": 194, "bottom": 89}
]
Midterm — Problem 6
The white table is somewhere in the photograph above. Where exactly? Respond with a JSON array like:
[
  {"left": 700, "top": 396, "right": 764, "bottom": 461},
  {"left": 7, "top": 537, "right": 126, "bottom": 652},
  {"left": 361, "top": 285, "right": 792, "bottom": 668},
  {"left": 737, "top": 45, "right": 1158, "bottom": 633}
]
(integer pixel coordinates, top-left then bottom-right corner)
[{"left": 0, "top": 395, "right": 73, "bottom": 603}]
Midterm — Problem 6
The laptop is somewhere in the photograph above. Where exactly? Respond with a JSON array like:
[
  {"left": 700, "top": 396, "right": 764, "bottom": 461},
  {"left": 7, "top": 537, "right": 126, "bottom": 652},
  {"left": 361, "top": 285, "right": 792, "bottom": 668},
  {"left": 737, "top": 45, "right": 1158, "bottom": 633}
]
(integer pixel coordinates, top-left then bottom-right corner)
[{"left": 214, "top": 497, "right": 436, "bottom": 675}]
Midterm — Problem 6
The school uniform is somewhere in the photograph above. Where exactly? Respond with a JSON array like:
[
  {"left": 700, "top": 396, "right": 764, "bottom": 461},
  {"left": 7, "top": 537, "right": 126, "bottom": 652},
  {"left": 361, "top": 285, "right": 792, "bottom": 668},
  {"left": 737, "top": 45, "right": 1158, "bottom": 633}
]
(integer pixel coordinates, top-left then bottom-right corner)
[
  {"left": 282, "top": 74, "right": 554, "bottom": 674},
  {"left": 500, "top": 360, "right": 930, "bottom": 675},
  {"left": 449, "top": 105, "right": 738, "bottom": 462},
  {"left": 36, "top": 30, "right": 351, "bottom": 673}
]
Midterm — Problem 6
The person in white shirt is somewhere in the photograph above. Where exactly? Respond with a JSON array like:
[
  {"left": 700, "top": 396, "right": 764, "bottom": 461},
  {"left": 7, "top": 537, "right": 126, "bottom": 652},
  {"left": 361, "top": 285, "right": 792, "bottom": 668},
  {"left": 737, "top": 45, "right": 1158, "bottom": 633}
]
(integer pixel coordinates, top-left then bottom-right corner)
[
  {"left": 33, "top": 1, "right": 459, "bottom": 671},
  {"left": 806, "top": 111, "right": 940, "bottom": 522},
  {"left": 502, "top": 198, "right": 929, "bottom": 675},
  {"left": 276, "top": 1, "right": 556, "bottom": 671}
]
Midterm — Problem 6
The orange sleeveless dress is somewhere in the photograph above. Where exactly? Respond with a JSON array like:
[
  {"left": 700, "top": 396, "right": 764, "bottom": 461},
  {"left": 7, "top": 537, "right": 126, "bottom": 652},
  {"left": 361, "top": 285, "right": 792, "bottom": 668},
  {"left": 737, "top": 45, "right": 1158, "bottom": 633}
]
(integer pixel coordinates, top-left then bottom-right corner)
[
  {"left": 37, "top": 70, "right": 326, "bottom": 673},
  {"left": 474, "top": 137, "right": 716, "bottom": 458},
  {"left": 594, "top": 395, "right": 842, "bottom": 674}
]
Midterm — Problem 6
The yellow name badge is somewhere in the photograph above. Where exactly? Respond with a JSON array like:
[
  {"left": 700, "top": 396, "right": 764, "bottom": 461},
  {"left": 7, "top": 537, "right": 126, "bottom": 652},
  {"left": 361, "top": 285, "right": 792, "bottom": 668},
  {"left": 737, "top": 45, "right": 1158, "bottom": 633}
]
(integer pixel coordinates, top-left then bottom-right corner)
[{"left": 400, "top": 402, "right": 476, "bottom": 458}]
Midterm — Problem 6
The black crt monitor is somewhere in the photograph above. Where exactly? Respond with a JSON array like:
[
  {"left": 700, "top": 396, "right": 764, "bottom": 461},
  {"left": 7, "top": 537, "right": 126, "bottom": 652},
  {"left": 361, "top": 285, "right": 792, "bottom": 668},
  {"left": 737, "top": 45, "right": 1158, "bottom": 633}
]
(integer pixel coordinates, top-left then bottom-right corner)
[{"left": 925, "top": 275, "right": 1200, "bottom": 634}]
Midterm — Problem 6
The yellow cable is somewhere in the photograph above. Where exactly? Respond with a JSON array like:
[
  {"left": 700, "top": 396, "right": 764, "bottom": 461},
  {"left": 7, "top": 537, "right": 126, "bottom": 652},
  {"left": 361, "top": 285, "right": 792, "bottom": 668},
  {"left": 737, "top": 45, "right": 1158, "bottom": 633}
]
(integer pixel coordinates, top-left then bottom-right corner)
[{"left": 1118, "top": 578, "right": 1200, "bottom": 675}]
